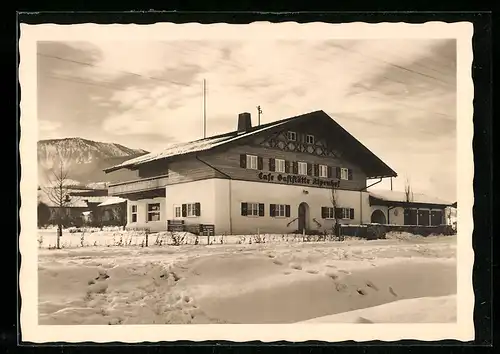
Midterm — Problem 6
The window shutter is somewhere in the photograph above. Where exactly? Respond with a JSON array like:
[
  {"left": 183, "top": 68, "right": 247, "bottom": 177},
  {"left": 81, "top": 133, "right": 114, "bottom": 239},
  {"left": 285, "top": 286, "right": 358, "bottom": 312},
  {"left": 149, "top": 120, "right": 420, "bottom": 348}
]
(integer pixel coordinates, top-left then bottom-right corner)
[
  {"left": 314, "top": 164, "right": 319, "bottom": 177},
  {"left": 285, "top": 160, "right": 290, "bottom": 173},
  {"left": 348, "top": 169, "right": 353, "bottom": 180},
  {"left": 258, "top": 203, "right": 265, "bottom": 217},
  {"left": 195, "top": 202, "right": 201, "bottom": 216},
  {"left": 349, "top": 208, "right": 355, "bottom": 220},
  {"left": 269, "top": 158, "right": 276, "bottom": 172},
  {"left": 321, "top": 207, "right": 327, "bottom": 219},
  {"left": 241, "top": 202, "right": 248, "bottom": 216},
  {"left": 307, "top": 163, "right": 312, "bottom": 176},
  {"left": 240, "top": 154, "right": 247, "bottom": 168},
  {"left": 285, "top": 205, "right": 291, "bottom": 217},
  {"left": 335, "top": 207, "right": 342, "bottom": 219},
  {"left": 336, "top": 167, "right": 341, "bottom": 179},
  {"left": 270, "top": 204, "right": 276, "bottom": 217},
  {"left": 327, "top": 166, "right": 333, "bottom": 178},
  {"left": 257, "top": 156, "right": 264, "bottom": 170},
  {"left": 292, "top": 162, "right": 298, "bottom": 174},
  {"left": 181, "top": 204, "right": 187, "bottom": 217}
]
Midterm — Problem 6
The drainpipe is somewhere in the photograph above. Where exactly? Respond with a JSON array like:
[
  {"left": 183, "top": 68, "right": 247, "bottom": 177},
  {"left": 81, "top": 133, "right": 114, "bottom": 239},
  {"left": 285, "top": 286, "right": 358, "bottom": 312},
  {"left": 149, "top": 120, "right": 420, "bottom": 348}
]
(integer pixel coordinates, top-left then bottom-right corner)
[
  {"left": 195, "top": 155, "right": 233, "bottom": 234},
  {"left": 387, "top": 206, "right": 396, "bottom": 225},
  {"left": 359, "top": 177, "right": 383, "bottom": 225}
]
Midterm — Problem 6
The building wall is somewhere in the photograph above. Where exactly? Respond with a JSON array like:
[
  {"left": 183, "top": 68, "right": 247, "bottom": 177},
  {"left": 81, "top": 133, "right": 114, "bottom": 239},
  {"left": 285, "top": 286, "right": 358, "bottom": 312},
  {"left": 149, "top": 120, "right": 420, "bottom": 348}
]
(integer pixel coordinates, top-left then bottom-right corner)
[
  {"left": 126, "top": 197, "right": 166, "bottom": 232},
  {"left": 369, "top": 205, "right": 446, "bottom": 226},
  {"left": 369, "top": 206, "right": 405, "bottom": 225},
  {"left": 228, "top": 180, "right": 370, "bottom": 235},
  {"left": 201, "top": 143, "right": 367, "bottom": 191},
  {"left": 164, "top": 179, "right": 218, "bottom": 228}
]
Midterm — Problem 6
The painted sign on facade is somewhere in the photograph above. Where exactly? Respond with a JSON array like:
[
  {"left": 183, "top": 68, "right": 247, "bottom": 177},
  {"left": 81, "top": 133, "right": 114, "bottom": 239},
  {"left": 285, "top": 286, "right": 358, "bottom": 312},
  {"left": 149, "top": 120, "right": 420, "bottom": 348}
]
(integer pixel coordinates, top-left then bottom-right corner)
[{"left": 257, "top": 172, "right": 340, "bottom": 188}]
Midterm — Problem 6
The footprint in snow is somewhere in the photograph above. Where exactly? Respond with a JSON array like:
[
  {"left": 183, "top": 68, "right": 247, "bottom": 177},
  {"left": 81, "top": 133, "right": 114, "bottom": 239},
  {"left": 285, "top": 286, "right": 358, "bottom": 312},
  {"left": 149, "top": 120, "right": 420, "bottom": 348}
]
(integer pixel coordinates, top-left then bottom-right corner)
[{"left": 365, "top": 280, "right": 379, "bottom": 291}]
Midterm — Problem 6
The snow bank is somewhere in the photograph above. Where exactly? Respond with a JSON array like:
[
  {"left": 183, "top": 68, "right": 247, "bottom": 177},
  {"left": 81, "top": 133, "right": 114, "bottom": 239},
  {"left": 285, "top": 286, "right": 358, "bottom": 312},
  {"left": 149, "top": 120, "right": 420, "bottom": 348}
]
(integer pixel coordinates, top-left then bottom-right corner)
[
  {"left": 38, "top": 235, "right": 456, "bottom": 325},
  {"left": 300, "top": 295, "right": 456, "bottom": 323}
]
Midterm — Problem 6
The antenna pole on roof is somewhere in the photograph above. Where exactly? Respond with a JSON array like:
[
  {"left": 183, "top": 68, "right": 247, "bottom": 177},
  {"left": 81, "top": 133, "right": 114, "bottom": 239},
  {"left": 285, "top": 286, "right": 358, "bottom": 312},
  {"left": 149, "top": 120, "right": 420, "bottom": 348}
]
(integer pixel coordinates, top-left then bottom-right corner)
[
  {"left": 203, "top": 79, "right": 207, "bottom": 139},
  {"left": 257, "top": 105, "right": 262, "bottom": 126}
]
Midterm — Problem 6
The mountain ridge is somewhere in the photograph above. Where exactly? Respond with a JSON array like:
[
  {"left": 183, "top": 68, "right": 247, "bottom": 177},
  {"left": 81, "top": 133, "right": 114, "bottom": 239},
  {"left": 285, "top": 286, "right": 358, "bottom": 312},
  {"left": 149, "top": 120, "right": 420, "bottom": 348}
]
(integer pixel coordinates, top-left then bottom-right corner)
[{"left": 37, "top": 137, "right": 150, "bottom": 186}]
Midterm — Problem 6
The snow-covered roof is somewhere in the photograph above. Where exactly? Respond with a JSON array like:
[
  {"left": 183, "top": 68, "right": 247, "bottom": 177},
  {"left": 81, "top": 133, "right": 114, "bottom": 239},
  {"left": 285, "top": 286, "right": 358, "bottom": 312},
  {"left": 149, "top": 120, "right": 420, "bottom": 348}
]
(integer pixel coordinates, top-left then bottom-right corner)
[
  {"left": 98, "top": 197, "right": 127, "bottom": 207},
  {"left": 104, "top": 110, "right": 398, "bottom": 179},
  {"left": 80, "top": 196, "right": 109, "bottom": 204},
  {"left": 104, "top": 118, "right": 294, "bottom": 173},
  {"left": 368, "top": 189, "right": 453, "bottom": 206}
]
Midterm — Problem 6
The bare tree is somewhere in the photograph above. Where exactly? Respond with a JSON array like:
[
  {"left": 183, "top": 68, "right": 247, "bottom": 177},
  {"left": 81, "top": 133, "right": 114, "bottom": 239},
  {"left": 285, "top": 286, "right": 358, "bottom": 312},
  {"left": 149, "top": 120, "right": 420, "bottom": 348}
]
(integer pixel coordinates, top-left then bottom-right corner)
[
  {"left": 41, "top": 161, "right": 79, "bottom": 249},
  {"left": 404, "top": 177, "right": 414, "bottom": 203}
]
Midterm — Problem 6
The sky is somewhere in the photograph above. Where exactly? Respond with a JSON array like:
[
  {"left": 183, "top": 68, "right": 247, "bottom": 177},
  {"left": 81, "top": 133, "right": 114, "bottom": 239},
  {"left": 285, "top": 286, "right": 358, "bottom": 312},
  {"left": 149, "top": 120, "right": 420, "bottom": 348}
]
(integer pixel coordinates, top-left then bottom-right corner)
[{"left": 37, "top": 39, "right": 457, "bottom": 202}]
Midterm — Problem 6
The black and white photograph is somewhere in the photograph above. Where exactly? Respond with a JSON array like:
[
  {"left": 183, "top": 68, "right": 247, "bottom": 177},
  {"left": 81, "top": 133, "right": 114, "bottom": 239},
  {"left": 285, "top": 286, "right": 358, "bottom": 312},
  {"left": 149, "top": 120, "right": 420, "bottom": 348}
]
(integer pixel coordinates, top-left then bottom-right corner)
[{"left": 19, "top": 21, "right": 474, "bottom": 342}]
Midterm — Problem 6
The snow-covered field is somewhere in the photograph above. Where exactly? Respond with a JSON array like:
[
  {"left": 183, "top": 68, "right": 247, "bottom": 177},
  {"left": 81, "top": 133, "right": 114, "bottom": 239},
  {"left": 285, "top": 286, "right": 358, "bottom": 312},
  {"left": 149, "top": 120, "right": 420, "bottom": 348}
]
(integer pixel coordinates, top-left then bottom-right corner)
[{"left": 37, "top": 229, "right": 457, "bottom": 325}]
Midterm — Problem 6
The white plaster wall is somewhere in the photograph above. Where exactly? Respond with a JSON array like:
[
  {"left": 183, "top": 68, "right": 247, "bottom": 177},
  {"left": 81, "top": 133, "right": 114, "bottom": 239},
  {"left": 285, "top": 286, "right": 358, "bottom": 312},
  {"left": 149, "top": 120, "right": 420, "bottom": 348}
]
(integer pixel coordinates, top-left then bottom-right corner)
[
  {"left": 229, "top": 180, "right": 370, "bottom": 235},
  {"left": 126, "top": 197, "right": 166, "bottom": 232},
  {"left": 213, "top": 179, "right": 231, "bottom": 235},
  {"left": 165, "top": 179, "right": 217, "bottom": 228},
  {"left": 369, "top": 206, "right": 405, "bottom": 225}
]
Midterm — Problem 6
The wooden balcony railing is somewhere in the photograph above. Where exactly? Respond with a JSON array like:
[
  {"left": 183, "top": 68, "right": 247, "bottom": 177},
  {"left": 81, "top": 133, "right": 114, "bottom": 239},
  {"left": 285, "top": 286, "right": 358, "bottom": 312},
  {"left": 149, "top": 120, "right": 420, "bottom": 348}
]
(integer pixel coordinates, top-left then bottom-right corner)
[{"left": 108, "top": 175, "right": 169, "bottom": 195}]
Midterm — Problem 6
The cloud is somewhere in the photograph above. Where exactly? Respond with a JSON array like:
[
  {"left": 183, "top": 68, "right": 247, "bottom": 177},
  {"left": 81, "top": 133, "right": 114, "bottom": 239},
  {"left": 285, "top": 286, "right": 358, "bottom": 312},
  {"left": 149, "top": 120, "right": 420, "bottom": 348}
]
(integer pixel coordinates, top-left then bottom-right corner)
[
  {"left": 38, "top": 120, "right": 62, "bottom": 137},
  {"left": 37, "top": 38, "right": 457, "bottom": 201}
]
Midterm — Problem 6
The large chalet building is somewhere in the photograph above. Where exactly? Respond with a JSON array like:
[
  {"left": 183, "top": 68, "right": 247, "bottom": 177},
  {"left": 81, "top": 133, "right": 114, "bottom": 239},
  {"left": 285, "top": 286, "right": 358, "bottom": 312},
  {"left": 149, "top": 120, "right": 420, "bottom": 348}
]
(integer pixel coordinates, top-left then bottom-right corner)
[{"left": 103, "top": 110, "right": 442, "bottom": 235}]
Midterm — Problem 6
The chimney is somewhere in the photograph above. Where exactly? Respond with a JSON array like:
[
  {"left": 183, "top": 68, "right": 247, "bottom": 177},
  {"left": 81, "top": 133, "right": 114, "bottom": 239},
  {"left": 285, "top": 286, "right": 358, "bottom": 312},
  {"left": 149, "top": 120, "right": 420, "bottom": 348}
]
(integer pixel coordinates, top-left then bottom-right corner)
[{"left": 237, "top": 112, "right": 252, "bottom": 133}]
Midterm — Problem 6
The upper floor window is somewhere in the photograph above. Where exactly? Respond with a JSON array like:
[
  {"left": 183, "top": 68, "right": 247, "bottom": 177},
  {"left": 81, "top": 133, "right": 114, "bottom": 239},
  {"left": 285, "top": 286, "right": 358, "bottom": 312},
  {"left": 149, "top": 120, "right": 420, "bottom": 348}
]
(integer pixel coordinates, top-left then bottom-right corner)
[
  {"left": 306, "top": 134, "right": 315, "bottom": 144},
  {"left": 246, "top": 154, "right": 258, "bottom": 170},
  {"left": 340, "top": 167, "right": 350, "bottom": 180},
  {"left": 275, "top": 158, "right": 285, "bottom": 173},
  {"left": 297, "top": 162, "right": 308, "bottom": 175},
  {"left": 319, "top": 164, "right": 328, "bottom": 178},
  {"left": 287, "top": 131, "right": 297, "bottom": 141}
]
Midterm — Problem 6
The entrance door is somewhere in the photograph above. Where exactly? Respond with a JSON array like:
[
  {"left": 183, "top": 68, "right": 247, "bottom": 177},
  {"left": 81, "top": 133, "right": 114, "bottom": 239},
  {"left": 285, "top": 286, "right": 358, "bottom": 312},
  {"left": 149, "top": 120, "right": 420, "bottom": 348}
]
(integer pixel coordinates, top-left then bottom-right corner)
[{"left": 298, "top": 202, "right": 309, "bottom": 233}]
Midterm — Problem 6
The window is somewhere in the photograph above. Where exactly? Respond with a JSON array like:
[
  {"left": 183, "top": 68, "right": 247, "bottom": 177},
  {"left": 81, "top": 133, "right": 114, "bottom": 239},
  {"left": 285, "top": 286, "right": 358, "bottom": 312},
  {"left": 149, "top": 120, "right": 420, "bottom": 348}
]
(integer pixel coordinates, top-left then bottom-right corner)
[
  {"left": 319, "top": 164, "right": 328, "bottom": 178},
  {"left": 241, "top": 202, "right": 264, "bottom": 217},
  {"left": 298, "top": 161, "right": 308, "bottom": 175},
  {"left": 321, "top": 207, "right": 354, "bottom": 220},
  {"left": 306, "top": 134, "right": 315, "bottom": 144},
  {"left": 187, "top": 203, "right": 197, "bottom": 217},
  {"left": 271, "top": 204, "right": 289, "bottom": 217},
  {"left": 275, "top": 158, "right": 285, "bottom": 173},
  {"left": 131, "top": 205, "right": 137, "bottom": 223},
  {"left": 287, "top": 131, "right": 297, "bottom": 141},
  {"left": 323, "top": 207, "right": 335, "bottom": 219},
  {"left": 147, "top": 203, "right": 161, "bottom": 222},
  {"left": 181, "top": 203, "right": 201, "bottom": 217},
  {"left": 248, "top": 203, "right": 259, "bottom": 216},
  {"left": 246, "top": 154, "right": 258, "bottom": 170},
  {"left": 174, "top": 205, "right": 181, "bottom": 218},
  {"left": 340, "top": 168, "right": 349, "bottom": 180},
  {"left": 339, "top": 208, "right": 351, "bottom": 219}
]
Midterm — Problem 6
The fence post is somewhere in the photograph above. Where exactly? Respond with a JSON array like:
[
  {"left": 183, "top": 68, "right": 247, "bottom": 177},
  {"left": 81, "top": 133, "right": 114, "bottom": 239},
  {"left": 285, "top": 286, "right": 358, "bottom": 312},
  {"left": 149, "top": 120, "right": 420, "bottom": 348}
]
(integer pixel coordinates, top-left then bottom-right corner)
[{"left": 145, "top": 228, "right": 149, "bottom": 247}]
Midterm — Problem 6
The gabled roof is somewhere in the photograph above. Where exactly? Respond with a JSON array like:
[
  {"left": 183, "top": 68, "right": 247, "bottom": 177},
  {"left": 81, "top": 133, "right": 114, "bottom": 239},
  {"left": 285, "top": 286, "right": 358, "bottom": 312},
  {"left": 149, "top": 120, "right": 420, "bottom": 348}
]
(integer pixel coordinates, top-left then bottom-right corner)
[
  {"left": 104, "top": 110, "right": 397, "bottom": 178},
  {"left": 369, "top": 189, "right": 453, "bottom": 207}
]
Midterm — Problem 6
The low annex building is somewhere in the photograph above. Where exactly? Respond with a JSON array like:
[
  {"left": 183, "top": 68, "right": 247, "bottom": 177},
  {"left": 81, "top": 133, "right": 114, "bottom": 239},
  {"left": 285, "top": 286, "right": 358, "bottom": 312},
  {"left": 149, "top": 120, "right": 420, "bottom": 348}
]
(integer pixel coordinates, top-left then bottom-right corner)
[
  {"left": 104, "top": 110, "right": 399, "bottom": 235},
  {"left": 368, "top": 190, "right": 453, "bottom": 226}
]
